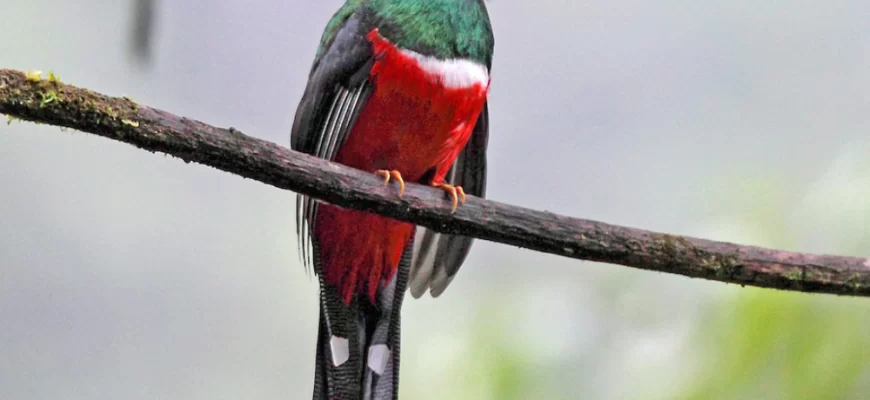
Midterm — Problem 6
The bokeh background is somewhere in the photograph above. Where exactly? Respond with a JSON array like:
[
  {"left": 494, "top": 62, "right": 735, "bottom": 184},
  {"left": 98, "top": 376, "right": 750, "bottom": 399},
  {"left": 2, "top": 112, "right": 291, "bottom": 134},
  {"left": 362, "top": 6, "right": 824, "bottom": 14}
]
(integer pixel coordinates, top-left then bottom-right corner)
[{"left": 3, "top": 1, "right": 870, "bottom": 399}]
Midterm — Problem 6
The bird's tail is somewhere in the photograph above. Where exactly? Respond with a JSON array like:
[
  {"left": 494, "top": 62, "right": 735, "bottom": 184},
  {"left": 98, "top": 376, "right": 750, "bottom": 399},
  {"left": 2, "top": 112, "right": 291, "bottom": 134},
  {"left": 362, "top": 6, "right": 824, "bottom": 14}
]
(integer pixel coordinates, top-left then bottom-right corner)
[{"left": 312, "top": 243, "right": 412, "bottom": 400}]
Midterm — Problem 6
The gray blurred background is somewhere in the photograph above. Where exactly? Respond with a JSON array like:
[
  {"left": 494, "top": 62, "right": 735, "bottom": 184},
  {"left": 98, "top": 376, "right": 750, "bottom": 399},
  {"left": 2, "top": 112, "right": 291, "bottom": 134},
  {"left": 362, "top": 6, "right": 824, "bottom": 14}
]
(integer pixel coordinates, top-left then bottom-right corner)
[{"left": 2, "top": 1, "right": 870, "bottom": 399}]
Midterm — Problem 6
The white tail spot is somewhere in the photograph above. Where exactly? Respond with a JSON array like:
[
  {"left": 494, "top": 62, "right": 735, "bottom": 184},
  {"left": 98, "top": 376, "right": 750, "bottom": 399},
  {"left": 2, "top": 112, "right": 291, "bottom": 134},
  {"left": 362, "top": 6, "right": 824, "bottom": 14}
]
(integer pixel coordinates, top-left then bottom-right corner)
[
  {"left": 367, "top": 344, "right": 390, "bottom": 375},
  {"left": 330, "top": 336, "right": 349, "bottom": 367}
]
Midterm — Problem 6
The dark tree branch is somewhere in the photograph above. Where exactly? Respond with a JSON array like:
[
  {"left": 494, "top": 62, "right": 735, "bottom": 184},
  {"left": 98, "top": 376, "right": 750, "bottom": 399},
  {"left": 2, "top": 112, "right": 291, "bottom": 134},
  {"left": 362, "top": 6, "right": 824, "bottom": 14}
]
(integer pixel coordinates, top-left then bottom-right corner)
[{"left": 2, "top": 68, "right": 869, "bottom": 296}]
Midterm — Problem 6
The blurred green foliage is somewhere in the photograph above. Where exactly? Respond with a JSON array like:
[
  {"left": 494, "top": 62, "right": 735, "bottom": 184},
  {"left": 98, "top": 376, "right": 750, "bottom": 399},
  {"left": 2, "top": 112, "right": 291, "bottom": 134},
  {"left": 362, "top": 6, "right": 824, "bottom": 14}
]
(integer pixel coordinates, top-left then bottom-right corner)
[
  {"left": 678, "top": 288, "right": 870, "bottom": 400},
  {"left": 677, "top": 170, "right": 870, "bottom": 400},
  {"left": 427, "top": 169, "right": 870, "bottom": 400}
]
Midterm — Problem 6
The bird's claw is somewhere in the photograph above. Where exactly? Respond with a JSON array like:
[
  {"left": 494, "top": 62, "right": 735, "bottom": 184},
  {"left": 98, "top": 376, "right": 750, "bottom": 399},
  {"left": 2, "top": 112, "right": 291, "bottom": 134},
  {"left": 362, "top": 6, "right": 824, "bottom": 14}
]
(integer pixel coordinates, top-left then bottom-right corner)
[
  {"left": 433, "top": 183, "right": 466, "bottom": 213},
  {"left": 376, "top": 169, "right": 405, "bottom": 197}
]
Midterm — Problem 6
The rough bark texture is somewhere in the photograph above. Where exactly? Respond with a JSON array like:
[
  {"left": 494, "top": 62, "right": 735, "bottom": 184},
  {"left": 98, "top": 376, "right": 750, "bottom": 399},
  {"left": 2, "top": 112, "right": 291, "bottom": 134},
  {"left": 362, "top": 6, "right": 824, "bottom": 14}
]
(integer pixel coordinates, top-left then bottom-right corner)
[{"left": 2, "top": 68, "right": 870, "bottom": 297}]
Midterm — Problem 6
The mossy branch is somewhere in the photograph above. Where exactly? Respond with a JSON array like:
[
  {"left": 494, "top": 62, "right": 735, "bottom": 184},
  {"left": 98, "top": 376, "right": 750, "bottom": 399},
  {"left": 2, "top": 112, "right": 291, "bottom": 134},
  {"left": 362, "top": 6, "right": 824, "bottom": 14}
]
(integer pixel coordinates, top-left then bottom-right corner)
[{"left": 2, "top": 67, "right": 869, "bottom": 297}]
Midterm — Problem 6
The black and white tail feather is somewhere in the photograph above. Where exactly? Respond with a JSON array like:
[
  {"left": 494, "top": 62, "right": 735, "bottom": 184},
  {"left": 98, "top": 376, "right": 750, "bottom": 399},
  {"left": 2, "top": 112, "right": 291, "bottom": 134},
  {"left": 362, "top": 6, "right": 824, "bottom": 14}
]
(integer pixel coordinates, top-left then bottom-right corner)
[{"left": 310, "top": 240, "right": 411, "bottom": 400}]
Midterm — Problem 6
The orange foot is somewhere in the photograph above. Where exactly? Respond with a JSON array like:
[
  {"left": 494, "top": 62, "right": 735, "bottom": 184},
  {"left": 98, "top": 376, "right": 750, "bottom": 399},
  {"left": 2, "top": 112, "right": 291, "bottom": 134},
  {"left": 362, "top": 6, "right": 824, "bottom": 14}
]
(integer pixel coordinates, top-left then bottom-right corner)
[
  {"left": 375, "top": 169, "right": 405, "bottom": 197},
  {"left": 433, "top": 183, "right": 467, "bottom": 213}
]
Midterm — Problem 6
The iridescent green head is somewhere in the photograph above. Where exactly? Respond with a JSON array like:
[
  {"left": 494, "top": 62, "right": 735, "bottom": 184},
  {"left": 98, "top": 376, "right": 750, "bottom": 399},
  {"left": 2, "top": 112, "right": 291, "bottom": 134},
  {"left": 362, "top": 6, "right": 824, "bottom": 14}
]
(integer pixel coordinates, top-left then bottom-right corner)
[{"left": 316, "top": 0, "right": 494, "bottom": 67}]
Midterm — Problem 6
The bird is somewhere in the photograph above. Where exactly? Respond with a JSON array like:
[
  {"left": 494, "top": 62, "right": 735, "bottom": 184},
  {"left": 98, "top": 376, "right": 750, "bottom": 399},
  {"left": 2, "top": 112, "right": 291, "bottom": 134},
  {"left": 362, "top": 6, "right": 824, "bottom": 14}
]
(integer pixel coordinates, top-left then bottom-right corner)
[{"left": 290, "top": 1, "right": 494, "bottom": 399}]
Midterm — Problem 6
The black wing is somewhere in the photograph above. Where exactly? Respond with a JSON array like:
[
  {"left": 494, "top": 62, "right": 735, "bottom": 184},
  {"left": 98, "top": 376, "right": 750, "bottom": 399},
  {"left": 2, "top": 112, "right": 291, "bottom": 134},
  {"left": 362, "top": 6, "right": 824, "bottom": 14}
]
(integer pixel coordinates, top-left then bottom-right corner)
[
  {"left": 292, "top": 11, "right": 375, "bottom": 274},
  {"left": 409, "top": 102, "right": 490, "bottom": 298}
]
